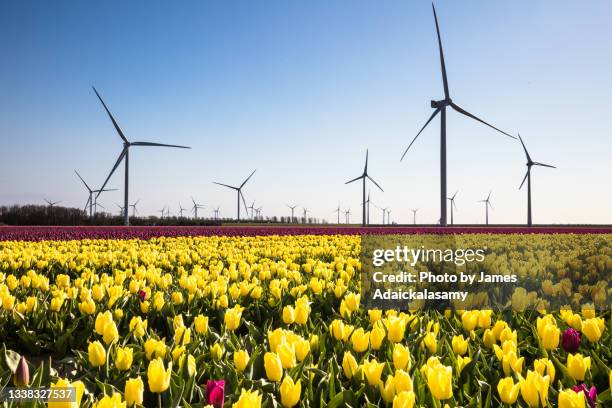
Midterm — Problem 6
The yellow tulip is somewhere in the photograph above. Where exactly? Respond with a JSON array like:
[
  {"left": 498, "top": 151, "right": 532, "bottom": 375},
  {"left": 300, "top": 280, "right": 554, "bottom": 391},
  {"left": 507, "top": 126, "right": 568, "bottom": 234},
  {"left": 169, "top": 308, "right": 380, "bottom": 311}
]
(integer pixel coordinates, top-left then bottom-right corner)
[
  {"left": 370, "top": 325, "right": 385, "bottom": 350},
  {"left": 344, "top": 292, "right": 360, "bottom": 311},
  {"left": 393, "top": 343, "right": 412, "bottom": 371},
  {"left": 350, "top": 328, "right": 370, "bottom": 353},
  {"left": 581, "top": 318, "right": 603, "bottom": 342},
  {"left": 279, "top": 376, "right": 301, "bottom": 407},
  {"left": 147, "top": 358, "right": 171, "bottom": 393},
  {"left": 558, "top": 389, "right": 585, "bottom": 408},
  {"left": 264, "top": 352, "right": 283, "bottom": 382},
  {"left": 385, "top": 316, "right": 406, "bottom": 343},
  {"left": 342, "top": 351, "right": 358, "bottom": 379},
  {"left": 539, "top": 323, "right": 560, "bottom": 350},
  {"left": 394, "top": 369, "right": 413, "bottom": 393},
  {"left": 534, "top": 358, "right": 555, "bottom": 382},
  {"left": 194, "top": 315, "right": 209, "bottom": 334},
  {"left": 426, "top": 363, "right": 453, "bottom": 400},
  {"left": 232, "top": 389, "right": 262, "bottom": 408},
  {"left": 224, "top": 305, "right": 244, "bottom": 331},
  {"left": 456, "top": 356, "right": 471, "bottom": 374},
  {"left": 423, "top": 332, "right": 437, "bottom": 354},
  {"left": 379, "top": 376, "right": 396, "bottom": 403},
  {"left": 483, "top": 329, "right": 496, "bottom": 348},
  {"left": 102, "top": 320, "right": 119, "bottom": 345},
  {"left": 294, "top": 337, "right": 310, "bottom": 362},
  {"left": 452, "top": 335, "right": 468, "bottom": 355},
  {"left": 234, "top": 350, "right": 249, "bottom": 372},
  {"left": 277, "top": 342, "right": 296, "bottom": 369},
  {"left": 211, "top": 342, "right": 224, "bottom": 361},
  {"left": 128, "top": 316, "right": 147, "bottom": 338},
  {"left": 520, "top": 370, "right": 549, "bottom": 407},
  {"left": 48, "top": 378, "right": 85, "bottom": 408},
  {"left": 363, "top": 358, "right": 385, "bottom": 386},
  {"left": 88, "top": 341, "right": 106, "bottom": 367},
  {"left": 393, "top": 391, "right": 416, "bottom": 408},
  {"left": 294, "top": 299, "right": 310, "bottom": 325},
  {"left": 497, "top": 377, "right": 520, "bottom": 404},
  {"left": 567, "top": 353, "right": 591, "bottom": 381},
  {"left": 282, "top": 305, "right": 295, "bottom": 324},
  {"left": 124, "top": 377, "right": 144, "bottom": 406},
  {"left": 92, "top": 393, "right": 125, "bottom": 408},
  {"left": 115, "top": 347, "right": 133, "bottom": 371}
]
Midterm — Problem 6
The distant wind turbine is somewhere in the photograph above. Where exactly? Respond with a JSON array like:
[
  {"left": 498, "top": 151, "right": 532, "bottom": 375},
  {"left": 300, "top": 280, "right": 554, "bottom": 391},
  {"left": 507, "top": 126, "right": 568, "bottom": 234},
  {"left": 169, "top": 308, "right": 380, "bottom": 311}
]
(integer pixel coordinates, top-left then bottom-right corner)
[
  {"left": 213, "top": 170, "right": 256, "bottom": 222},
  {"left": 287, "top": 204, "right": 297, "bottom": 223},
  {"left": 129, "top": 200, "right": 140, "bottom": 217},
  {"left": 75, "top": 170, "right": 117, "bottom": 217},
  {"left": 400, "top": 4, "right": 515, "bottom": 226},
  {"left": 191, "top": 197, "right": 205, "bottom": 219},
  {"left": 213, "top": 206, "right": 220, "bottom": 220},
  {"left": 302, "top": 207, "right": 310, "bottom": 224},
  {"left": 44, "top": 199, "right": 61, "bottom": 207},
  {"left": 386, "top": 209, "right": 392, "bottom": 224},
  {"left": 345, "top": 150, "right": 383, "bottom": 226},
  {"left": 93, "top": 87, "right": 191, "bottom": 226},
  {"left": 333, "top": 204, "right": 341, "bottom": 224},
  {"left": 178, "top": 203, "right": 187, "bottom": 218},
  {"left": 381, "top": 207, "right": 387, "bottom": 225},
  {"left": 447, "top": 191, "right": 458, "bottom": 225},
  {"left": 518, "top": 134, "right": 556, "bottom": 226},
  {"left": 344, "top": 209, "right": 351, "bottom": 224},
  {"left": 247, "top": 201, "right": 256, "bottom": 219},
  {"left": 478, "top": 191, "right": 493, "bottom": 225},
  {"left": 115, "top": 203, "right": 125, "bottom": 215}
]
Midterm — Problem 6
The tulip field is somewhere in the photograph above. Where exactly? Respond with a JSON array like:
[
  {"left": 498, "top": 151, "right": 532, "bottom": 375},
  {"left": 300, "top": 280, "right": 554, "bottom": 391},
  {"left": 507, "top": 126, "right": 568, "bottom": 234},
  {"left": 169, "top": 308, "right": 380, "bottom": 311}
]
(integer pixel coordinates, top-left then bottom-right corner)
[{"left": 0, "top": 229, "right": 610, "bottom": 407}]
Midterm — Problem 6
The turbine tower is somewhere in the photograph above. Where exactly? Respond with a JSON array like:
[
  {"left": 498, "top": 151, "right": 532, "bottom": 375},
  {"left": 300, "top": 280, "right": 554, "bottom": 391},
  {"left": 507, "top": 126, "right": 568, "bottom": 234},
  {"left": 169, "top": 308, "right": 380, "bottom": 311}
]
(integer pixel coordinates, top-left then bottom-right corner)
[
  {"left": 93, "top": 87, "right": 191, "bottom": 226},
  {"left": 344, "top": 209, "right": 351, "bottom": 224},
  {"left": 213, "top": 170, "right": 256, "bottom": 222},
  {"left": 447, "top": 191, "right": 458, "bottom": 225},
  {"left": 411, "top": 208, "right": 419, "bottom": 225},
  {"left": 345, "top": 150, "right": 383, "bottom": 226},
  {"left": 178, "top": 203, "right": 187, "bottom": 218},
  {"left": 518, "top": 134, "right": 556, "bottom": 226},
  {"left": 248, "top": 201, "right": 256, "bottom": 219},
  {"left": 400, "top": 4, "right": 514, "bottom": 226},
  {"left": 302, "top": 207, "right": 310, "bottom": 224},
  {"left": 478, "top": 191, "right": 493, "bottom": 225},
  {"left": 333, "top": 204, "right": 341, "bottom": 224}
]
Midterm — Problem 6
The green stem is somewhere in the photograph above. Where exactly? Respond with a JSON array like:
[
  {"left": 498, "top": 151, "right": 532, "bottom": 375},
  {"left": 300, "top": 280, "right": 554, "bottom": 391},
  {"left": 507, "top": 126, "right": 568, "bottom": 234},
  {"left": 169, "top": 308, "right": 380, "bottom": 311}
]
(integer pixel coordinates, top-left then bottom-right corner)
[{"left": 158, "top": 393, "right": 162, "bottom": 408}]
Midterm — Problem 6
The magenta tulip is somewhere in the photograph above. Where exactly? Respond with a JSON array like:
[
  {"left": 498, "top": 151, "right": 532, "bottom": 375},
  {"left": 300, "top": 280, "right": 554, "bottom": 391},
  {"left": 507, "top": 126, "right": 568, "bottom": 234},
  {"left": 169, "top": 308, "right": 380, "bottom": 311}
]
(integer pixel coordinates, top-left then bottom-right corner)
[{"left": 205, "top": 379, "right": 225, "bottom": 408}]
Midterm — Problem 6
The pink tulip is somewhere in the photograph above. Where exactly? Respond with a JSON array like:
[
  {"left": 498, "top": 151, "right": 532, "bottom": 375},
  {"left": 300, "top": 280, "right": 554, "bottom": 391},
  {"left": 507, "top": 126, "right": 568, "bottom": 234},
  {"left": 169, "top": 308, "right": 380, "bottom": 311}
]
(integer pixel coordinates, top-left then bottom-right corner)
[{"left": 205, "top": 379, "right": 225, "bottom": 408}]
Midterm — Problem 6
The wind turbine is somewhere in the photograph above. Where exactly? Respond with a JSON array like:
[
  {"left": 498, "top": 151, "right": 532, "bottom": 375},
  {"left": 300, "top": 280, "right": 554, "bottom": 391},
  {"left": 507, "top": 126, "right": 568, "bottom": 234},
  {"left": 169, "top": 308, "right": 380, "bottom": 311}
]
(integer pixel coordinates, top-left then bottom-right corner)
[
  {"left": 93, "top": 202, "right": 105, "bottom": 214},
  {"left": 380, "top": 207, "right": 388, "bottom": 225},
  {"left": 75, "top": 171, "right": 117, "bottom": 217},
  {"left": 92, "top": 87, "right": 191, "bottom": 226},
  {"left": 447, "top": 191, "right": 458, "bottom": 225},
  {"left": 247, "top": 201, "right": 256, "bottom": 219},
  {"left": 518, "top": 134, "right": 556, "bottom": 226},
  {"left": 129, "top": 199, "right": 140, "bottom": 217},
  {"left": 115, "top": 203, "right": 125, "bottom": 216},
  {"left": 344, "top": 209, "right": 351, "bottom": 224},
  {"left": 386, "top": 209, "right": 392, "bottom": 225},
  {"left": 191, "top": 197, "right": 205, "bottom": 219},
  {"left": 178, "top": 203, "right": 187, "bottom": 218},
  {"left": 213, "top": 206, "right": 220, "bottom": 220},
  {"left": 255, "top": 207, "right": 263, "bottom": 219},
  {"left": 411, "top": 208, "right": 419, "bottom": 225},
  {"left": 478, "top": 191, "right": 493, "bottom": 225},
  {"left": 213, "top": 170, "right": 256, "bottom": 222},
  {"left": 333, "top": 204, "right": 341, "bottom": 224},
  {"left": 400, "top": 4, "right": 515, "bottom": 226},
  {"left": 44, "top": 199, "right": 61, "bottom": 207},
  {"left": 158, "top": 207, "right": 166, "bottom": 219},
  {"left": 287, "top": 204, "right": 297, "bottom": 223},
  {"left": 302, "top": 207, "right": 310, "bottom": 224},
  {"left": 345, "top": 150, "right": 383, "bottom": 226}
]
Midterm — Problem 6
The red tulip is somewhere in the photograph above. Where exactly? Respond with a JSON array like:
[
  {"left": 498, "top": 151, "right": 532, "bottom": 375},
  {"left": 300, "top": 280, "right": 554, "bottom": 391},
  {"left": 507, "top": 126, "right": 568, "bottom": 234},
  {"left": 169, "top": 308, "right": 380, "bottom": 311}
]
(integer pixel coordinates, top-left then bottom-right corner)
[
  {"left": 205, "top": 379, "right": 225, "bottom": 408},
  {"left": 562, "top": 328, "right": 581, "bottom": 353}
]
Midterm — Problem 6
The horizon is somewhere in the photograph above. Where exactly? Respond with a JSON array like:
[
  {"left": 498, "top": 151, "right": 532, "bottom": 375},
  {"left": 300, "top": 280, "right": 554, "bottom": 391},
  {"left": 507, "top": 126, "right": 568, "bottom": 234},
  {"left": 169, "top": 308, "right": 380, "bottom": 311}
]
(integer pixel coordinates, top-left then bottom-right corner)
[{"left": 1, "top": 1, "right": 611, "bottom": 224}]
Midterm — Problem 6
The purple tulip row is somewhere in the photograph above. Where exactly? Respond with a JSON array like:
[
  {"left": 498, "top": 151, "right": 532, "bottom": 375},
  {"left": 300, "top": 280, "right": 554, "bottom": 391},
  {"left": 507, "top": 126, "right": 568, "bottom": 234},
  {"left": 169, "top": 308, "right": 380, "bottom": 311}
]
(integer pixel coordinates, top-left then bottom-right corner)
[{"left": 0, "top": 225, "right": 611, "bottom": 242}]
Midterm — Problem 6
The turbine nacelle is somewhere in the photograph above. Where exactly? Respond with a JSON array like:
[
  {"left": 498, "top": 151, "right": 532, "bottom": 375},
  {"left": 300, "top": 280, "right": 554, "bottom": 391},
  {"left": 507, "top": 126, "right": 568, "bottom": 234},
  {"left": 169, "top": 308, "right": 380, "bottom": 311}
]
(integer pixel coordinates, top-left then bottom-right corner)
[{"left": 430, "top": 98, "right": 452, "bottom": 109}]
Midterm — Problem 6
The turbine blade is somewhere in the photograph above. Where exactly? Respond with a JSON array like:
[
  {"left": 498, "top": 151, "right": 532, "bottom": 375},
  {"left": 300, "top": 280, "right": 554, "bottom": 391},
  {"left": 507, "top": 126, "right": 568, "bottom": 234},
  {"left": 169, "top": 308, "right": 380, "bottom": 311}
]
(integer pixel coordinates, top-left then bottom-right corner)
[
  {"left": 240, "top": 191, "right": 248, "bottom": 213},
  {"left": 518, "top": 133, "right": 532, "bottom": 162},
  {"left": 450, "top": 102, "right": 515, "bottom": 139},
  {"left": 213, "top": 182, "right": 238, "bottom": 190},
  {"left": 400, "top": 108, "right": 440, "bottom": 161},
  {"left": 452, "top": 190, "right": 458, "bottom": 199},
  {"left": 533, "top": 162, "right": 556, "bottom": 169},
  {"left": 364, "top": 149, "right": 369, "bottom": 173},
  {"left": 488, "top": 201, "right": 494, "bottom": 209},
  {"left": 74, "top": 170, "right": 92, "bottom": 191},
  {"left": 240, "top": 169, "right": 257, "bottom": 188},
  {"left": 92, "top": 86, "right": 129, "bottom": 143},
  {"left": 366, "top": 175, "right": 384, "bottom": 192},
  {"left": 519, "top": 169, "right": 529, "bottom": 189},
  {"left": 432, "top": 3, "right": 450, "bottom": 99},
  {"left": 487, "top": 190, "right": 492, "bottom": 201},
  {"left": 345, "top": 175, "right": 364, "bottom": 185},
  {"left": 96, "top": 147, "right": 128, "bottom": 198},
  {"left": 130, "top": 141, "right": 190, "bottom": 149}
]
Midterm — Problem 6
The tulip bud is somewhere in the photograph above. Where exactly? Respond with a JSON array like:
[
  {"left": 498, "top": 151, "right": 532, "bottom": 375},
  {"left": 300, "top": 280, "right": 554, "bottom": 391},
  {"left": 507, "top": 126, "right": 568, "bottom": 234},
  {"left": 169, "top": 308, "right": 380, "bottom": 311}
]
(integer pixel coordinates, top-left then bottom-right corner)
[
  {"left": 13, "top": 356, "right": 29, "bottom": 387},
  {"left": 561, "top": 328, "right": 581, "bottom": 353}
]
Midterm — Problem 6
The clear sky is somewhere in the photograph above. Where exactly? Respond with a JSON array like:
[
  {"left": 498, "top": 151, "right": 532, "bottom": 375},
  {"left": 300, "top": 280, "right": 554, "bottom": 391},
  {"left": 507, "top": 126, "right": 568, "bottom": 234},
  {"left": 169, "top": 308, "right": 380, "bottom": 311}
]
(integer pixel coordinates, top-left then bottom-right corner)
[{"left": 1, "top": 1, "right": 611, "bottom": 224}]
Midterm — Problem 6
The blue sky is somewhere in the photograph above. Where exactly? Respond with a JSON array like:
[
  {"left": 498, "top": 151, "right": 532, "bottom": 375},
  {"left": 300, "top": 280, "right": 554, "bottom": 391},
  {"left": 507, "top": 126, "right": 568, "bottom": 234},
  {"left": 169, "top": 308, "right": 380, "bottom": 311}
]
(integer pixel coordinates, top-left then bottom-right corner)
[{"left": 1, "top": 1, "right": 611, "bottom": 224}]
